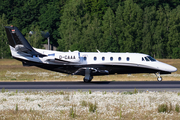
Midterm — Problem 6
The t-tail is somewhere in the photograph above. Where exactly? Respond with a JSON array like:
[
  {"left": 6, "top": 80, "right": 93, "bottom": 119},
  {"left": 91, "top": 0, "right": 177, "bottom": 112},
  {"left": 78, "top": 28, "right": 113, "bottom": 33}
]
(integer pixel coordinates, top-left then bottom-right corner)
[{"left": 4, "top": 26, "right": 46, "bottom": 58}]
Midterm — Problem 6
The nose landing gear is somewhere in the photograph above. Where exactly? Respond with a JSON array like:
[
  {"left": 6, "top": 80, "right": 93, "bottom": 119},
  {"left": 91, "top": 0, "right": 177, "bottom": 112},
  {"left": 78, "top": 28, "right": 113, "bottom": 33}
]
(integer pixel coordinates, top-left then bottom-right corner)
[
  {"left": 157, "top": 76, "right": 162, "bottom": 82},
  {"left": 155, "top": 72, "right": 162, "bottom": 82}
]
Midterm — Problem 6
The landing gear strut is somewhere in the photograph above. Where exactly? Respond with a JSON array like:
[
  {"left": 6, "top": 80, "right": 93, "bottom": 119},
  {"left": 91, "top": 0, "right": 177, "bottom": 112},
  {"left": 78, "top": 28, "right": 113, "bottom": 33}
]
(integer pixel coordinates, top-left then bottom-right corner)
[
  {"left": 155, "top": 72, "right": 162, "bottom": 82},
  {"left": 83, "top": 68, "right": 93, "bottom": 83}
]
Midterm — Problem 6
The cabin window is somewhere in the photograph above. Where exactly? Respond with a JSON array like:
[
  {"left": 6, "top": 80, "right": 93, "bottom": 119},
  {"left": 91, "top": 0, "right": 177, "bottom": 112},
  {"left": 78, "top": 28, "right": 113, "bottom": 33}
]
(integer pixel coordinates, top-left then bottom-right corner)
[
  {"left": 110, "top": 57, "right": 113, "bottom": 61},
  {"left": 145, "top": 57, "right": 150, "bottom": 61},
  {"left": 142, "top": 57, "right": 145, "bottom": 61},
  {"left": 118, "top": 57, "right": 121, "bottom": 61},
  {"left": 94, "top": 57, "right": 97, "bottom": 61},
  {"left": 102, "top": 57, "right": 105, "bottom": 61},
  {"left": 84, "top": 57, "right": 87, "bottom": 61},
  {"left": 126, "top": 57, "right": 130, "bottom": 61}
]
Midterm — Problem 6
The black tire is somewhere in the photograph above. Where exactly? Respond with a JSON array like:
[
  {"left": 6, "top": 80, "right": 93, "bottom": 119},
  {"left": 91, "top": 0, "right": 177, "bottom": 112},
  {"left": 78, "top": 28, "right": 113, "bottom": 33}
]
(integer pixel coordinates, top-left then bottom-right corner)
[
  {"left": 157, "top": 77, "right": 162, "bottom": 82},
  {"left": 83, "top": 78, "right": 91, "bottom": 83}
]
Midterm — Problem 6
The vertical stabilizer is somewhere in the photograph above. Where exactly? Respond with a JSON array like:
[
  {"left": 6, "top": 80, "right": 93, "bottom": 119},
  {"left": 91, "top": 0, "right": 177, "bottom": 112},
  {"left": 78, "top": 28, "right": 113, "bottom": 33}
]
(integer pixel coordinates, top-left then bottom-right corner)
[{"left": 4, "top": 26, "right": 46, "bottom": 57}]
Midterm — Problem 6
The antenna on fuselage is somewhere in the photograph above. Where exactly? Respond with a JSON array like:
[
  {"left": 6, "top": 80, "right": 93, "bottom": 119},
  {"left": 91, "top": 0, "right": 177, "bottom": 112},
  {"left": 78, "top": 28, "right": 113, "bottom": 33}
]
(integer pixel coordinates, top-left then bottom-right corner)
[{"left": 97, "top": 49, "right": 100, "bottom": 53}]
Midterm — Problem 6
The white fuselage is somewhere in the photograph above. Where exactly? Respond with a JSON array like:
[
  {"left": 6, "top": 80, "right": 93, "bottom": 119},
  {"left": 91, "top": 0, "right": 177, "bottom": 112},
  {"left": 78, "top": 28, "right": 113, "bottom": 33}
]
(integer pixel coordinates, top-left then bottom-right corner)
[{"left": 11, "top": 46, "right": 177, "bottom": 74}]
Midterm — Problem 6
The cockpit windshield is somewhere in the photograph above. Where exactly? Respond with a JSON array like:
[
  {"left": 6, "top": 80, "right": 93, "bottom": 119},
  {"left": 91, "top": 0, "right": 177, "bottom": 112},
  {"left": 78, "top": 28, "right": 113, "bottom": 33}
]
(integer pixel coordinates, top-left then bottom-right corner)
[
  {"left": 144, "top": 57, "right": 150, "bottom": 61},
  {"left": 147, "top": 56, "right": 156, "bottom": 61},
  {"left": 142, "top": 56, "right": 156, "bottom": 62}
]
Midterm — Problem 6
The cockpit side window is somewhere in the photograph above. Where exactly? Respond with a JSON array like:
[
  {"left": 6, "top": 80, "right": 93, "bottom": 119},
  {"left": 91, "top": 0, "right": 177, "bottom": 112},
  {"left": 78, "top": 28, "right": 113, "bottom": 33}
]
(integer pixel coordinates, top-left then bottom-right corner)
[
  {"left": 147, "top": 56, "right": 156, "bottom": 61},
  {"left": 142, "top": 57, "right": 145, "bottom": 61},
  {"left": 145, "top": 57, "right": 150, "bottom": 61}
]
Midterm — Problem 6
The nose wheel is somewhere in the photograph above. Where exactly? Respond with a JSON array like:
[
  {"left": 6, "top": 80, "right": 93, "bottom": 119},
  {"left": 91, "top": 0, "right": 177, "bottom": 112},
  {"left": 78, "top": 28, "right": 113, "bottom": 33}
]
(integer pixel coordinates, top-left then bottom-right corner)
[
  {"left": 155, "top": 72, "right": 162, "bottom": 82},
  {"left": 157, "top": 76, "right": 162, "bottom": 82}
]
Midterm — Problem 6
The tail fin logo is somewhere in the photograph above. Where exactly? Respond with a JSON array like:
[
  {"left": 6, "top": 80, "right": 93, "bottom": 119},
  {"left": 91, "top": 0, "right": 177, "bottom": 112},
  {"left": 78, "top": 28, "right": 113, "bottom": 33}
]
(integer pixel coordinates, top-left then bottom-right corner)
[{"left": 12, "top": 29, "right": 15, "bottom": 33}]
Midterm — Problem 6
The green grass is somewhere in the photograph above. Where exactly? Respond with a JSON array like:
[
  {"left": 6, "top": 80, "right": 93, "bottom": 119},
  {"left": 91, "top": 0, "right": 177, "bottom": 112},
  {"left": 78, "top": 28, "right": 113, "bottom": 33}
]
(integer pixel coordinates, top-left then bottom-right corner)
[
  {"left": 69, "top": 106, "right": 76, "bottom": 118},
  {"left": 175, "top": 104, "right": 180, "bottom": 112},
  {"left": 81, "top": 100, "right": 88, "bottom": 107},
  {"left": 88, "top": 102, "right": 97, "bottom": 113},
  {"left": 1, "top": 88, "right": 5, "bottom": 93}
]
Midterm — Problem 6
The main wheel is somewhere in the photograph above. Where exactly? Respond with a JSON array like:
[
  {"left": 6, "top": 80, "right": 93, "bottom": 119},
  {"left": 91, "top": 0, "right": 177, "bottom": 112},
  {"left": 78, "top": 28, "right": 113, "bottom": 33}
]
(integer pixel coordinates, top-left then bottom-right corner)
[
  {"left": 157, "top": 77, "right": 162, "bottom": 82},
  {"left": 83, "top": 78, "right": 91, "bottom": 83}
]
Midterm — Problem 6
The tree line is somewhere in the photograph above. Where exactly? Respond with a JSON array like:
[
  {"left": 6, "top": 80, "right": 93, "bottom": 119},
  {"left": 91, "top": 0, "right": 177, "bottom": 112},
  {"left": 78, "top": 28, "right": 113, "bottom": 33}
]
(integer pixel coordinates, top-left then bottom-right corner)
[{"left": 1, "top": 0, "right": 180, "bottom": 59}]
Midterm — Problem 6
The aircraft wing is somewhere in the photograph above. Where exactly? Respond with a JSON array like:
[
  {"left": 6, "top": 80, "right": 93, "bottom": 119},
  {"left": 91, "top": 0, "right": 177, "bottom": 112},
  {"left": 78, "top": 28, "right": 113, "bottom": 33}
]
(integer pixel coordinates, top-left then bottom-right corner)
[{"left": 73, "top": 67, "right": 109, "bottom": 76}]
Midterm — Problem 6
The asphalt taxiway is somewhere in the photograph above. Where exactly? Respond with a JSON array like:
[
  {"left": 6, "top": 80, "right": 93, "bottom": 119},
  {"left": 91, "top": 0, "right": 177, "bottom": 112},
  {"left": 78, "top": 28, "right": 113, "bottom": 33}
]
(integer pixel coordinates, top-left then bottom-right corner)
[{"left": 0, "top": 81, "right": 180, "bottom": 92}]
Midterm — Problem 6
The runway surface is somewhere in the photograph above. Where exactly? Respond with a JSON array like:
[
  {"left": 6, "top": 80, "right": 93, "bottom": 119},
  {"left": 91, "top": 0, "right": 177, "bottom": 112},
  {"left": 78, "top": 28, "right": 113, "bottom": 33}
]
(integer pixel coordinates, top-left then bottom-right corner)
[{"left": 0, "top": 81, "right": 180, "bottom": 91}]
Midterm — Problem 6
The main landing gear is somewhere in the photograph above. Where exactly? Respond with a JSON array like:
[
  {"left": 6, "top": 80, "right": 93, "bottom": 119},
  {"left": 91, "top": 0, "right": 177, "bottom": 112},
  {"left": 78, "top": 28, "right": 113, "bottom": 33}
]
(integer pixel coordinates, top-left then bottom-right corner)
[
  {"left": 83, "top": 68, "right": 93, "bottom": 83},
  {"left": 155, "top": 72, "right": 162, "bottom": 82}
]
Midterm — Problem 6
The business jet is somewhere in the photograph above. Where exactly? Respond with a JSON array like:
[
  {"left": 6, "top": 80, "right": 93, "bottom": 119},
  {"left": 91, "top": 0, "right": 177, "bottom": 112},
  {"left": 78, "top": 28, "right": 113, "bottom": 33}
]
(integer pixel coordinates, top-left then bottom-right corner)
[{"left": 4, "top": 26, "right": 177, "bottom": 82}]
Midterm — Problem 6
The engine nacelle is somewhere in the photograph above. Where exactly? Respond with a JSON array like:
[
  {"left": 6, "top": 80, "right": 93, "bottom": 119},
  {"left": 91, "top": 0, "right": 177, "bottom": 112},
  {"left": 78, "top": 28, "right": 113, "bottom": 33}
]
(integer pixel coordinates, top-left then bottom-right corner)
[{"left": 15, "top": 45, "right": 29, "bottom": 52}]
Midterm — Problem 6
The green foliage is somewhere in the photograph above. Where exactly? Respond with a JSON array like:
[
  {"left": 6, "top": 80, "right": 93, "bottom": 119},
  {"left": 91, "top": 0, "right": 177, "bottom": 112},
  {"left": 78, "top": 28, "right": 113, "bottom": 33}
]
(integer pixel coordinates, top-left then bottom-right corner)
[
  {"left": 134, "top": 88, "right": 138, "bottom": 94},
  {"left": 64, "top": 95, "right": 70, "bottom": 101},
  {"left": 158, "top": 103, "right": 172, "bottom": 113},
  {"left": 89, "top": 90, "right": 92, "bottom": 94},
  {"left": 69, "top": 105, "right": 76, "bottom": 118},
  {"left": 16, "top": 104, "right": 18, "bottom": 111},
  {"left": 38, "top": 1, "right": 62, "bottom": 46},
  {"left": 1, "top": 88, "right": 5, "bottom": 93},
  {"left": 158, "top": 103, "right": 168, "bottom": 113},
  {"left": 141, "top": 6, "right": 156, "bottom": 56},
  {"left": 84, "top": 0, "right": 108, "bottom": 20},
  {"left": 25, "top": 25, "right": 44, "bottom": 49},
  {"left": 101, "top": 7, "right": 118, "bottom": 52},
  {"left": 81, "top": 100, "right": 88, "bottom": 107},
  {"left": 2, "top": 98, "right": 7, "bottom": 101},
  {"left": 59, "top": 91, "right": 64, "bottom": 95},
  {"left": 0, "top": 14, "right": 11, "bottom": 59},
  {"left": 175, "top": 104, "right": 180, "bottom": 112},
  {"left": 172, "top": 47, "right": 180, "bottom": 59},
  {"left": 1, "top": 0, "right": 180, "bottom": 58},
  {"left": 25, "top": 97, "right": 30, "bottom": 101},
  {"left": 38, "top": 104, "right": 41, "bottom": 107},
  {"left": 88, "top": 101, "right": 97, "bottom": 112},
  {"left": 122, "top": 89, "right": 138, "bottom": 95}
]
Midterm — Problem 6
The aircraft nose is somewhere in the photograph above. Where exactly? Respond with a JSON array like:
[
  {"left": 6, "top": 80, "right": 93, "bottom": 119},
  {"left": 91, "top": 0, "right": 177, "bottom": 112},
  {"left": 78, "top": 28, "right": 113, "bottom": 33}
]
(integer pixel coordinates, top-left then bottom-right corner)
[
  {"left": 157, "top": 62, "right": 177, "bottom": 72},
  {"left": 168, "top": 65, "right": 177, "bottom": 72},
  {"left": 164, "top": 64, "right": 177, "bottom": 72}
]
